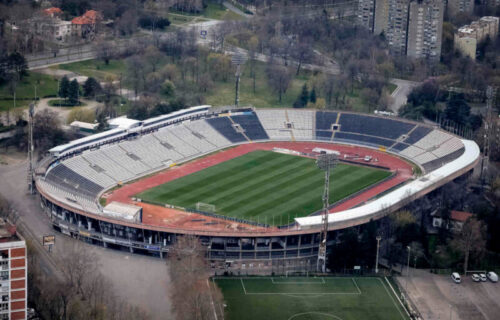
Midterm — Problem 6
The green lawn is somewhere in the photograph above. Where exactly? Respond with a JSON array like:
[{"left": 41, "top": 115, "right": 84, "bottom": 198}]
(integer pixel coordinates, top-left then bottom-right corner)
[
  {"left": 206, "top": 62, "right": 311, "bottom": 109},
  {"left": 0, "top": 72, "right": 58, "bottom": 111},
  {"left": 53, "top": 59, "right": 126, "bottom": 82},
  {"left": 136, "top": 150, "right": 391, "bottom": 225},
  {"left": 215, "top": 277, "right": 409, "bottom": 320}
]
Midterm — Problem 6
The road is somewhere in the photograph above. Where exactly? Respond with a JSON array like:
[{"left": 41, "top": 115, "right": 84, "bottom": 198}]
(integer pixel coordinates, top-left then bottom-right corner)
[
  {"left": 389, "top": 78, "right": 419, "bottom": 113},
  {"left": 0, "top": 159, "right": 172, "bottom": 319}
]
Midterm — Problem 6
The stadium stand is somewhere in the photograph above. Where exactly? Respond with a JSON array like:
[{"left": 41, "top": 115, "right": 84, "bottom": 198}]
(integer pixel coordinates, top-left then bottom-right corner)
[
  {"left": 230, "top": 113, "right": 269, "bottom": 141},
  {"left": 206, "top": 116, "right": 247, "bottom": 143},
  {"left": 38, "top": 108, "right": 475, "bottom": 258}
]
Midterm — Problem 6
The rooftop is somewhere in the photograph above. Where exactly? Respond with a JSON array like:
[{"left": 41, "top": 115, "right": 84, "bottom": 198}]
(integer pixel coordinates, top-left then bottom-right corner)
[
  {"left": 450, "top": 210, "right": 473, "bottom": 222},
  {"left": 0, "top": 219, "right": 20, "bottom": 243}
]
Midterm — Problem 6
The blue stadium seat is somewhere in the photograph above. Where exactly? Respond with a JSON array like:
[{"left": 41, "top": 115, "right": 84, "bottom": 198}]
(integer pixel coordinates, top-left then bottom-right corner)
[
  {"left": 205, "top": 117, "right": 247, "bottom": 143},
  {"left": 338, "top": 113, "right": 415, "bottom": 140},
  {"left": 230, "top": 113, "right": 269, "bottom": 140}
]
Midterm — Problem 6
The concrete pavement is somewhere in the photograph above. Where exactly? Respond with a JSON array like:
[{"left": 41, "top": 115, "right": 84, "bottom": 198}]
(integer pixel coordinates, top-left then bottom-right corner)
[
  {"left": 0, "top": 160, "right": 172, "bottom": 319},
  {"left": 390, "top": 79, "right": 419, "bottom": 113}
]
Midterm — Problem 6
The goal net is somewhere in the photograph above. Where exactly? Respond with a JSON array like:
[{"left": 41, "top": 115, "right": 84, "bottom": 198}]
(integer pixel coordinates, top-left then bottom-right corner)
[
  {"left": 196, "top": 202, "right": 216, "bottom": 213},
  {"left": 285, "top": 270, "right": 309, "bottom": 278}
]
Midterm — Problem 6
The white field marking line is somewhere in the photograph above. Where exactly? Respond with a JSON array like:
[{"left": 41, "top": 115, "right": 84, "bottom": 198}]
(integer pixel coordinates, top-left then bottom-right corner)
[
  {"left": 379, "top": 277, "right": 408, "bottom": 320},
  {"left": 211, "top": 278, "right": 225, "bottom": 318},
  {"left": 352, "top": 278, "right": 362, "bottom": 294},
  {"left": 206, "top": 279, "right": 218, "bottom": 320},
  {"left": 240, "top": 278, "right": 247, "bottom": 294},
  {"left": 288, "top": 312, "right": 345, "bottom": 320},
  {"left": 239, "top": 278, "right": 361, "bottom": 295},
  {"left": 271, "top": 277, "right": 326, "bottom": 284}
]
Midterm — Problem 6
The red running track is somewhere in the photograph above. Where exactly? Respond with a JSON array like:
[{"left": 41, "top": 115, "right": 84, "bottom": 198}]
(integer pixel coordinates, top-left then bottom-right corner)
[{"left": 105, "top": 142, "right": 413, "bottom": 229}]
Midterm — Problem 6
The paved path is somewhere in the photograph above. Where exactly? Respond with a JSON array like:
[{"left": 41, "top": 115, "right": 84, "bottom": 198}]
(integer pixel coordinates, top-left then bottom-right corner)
[
  {"left": 223, "top": 1, "right": 252, "bottom": 18},
  {"left": 389, "top": 79, "right": 419, "bottom": 113},
  {"left": 0, "top": 160, "right": 172, "bottom": 319}
]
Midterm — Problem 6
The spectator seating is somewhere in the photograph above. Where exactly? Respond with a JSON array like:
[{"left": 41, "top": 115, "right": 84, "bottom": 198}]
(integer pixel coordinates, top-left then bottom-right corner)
[
  {"left": 230, "top": 113, "right": 269, "bottom": 141},
  {"left": 206, "top": 117, "right": 247, "bottom": 143}
]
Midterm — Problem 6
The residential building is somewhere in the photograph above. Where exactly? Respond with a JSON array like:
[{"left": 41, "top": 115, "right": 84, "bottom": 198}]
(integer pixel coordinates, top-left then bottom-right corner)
[
  {"left": 385, "top": 0, "right": 411, "bottom": 56},
  {"left": 407, "top": 0, "right": 444, "bottom": 60},
  {"left": 447, "top": 0, "right": 474, "bottom": 16},
  {"left": 71, "top": 10, "right": 102, "bottom": 39},
  {"left": 357, "top": 0, "right": 376, "bottom": 31},
  {"left": 357, "top": 0, "right": 444, "bottom": 60},
  {"left": 0, "top": 220, "right": 27, "bottom": 320},
  {"left": 454, "top": 16, "right": 500, "bottom": 59},
  {"left": 432, "top": 210, "right": 472, "bottom": 232}
]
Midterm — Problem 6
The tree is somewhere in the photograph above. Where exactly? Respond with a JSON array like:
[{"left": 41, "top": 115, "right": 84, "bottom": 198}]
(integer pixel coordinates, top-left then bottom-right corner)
[
  {"left": 293, "top": 84, "right": 309, "bottom": 108},
  {"left": 68, "top": 79, "right": 80, "bottom": 104},
  {"left": 309, "top": 87, "right": 317, "bottom": 103},
  {"left": 168, "top": 235, "right": 224, "bottom": 320},
  {"left": 59, "top": 76, "right": 70, "bottom": 99},
  {"left": 96, "top": 111, "right": 108, "bottom": 132},
  {"left": 451, "top": 217, "right": 486, "bottom": 274},
  {"left": 445, "top": 95, "right": 470, "bottom": 127},
  {"left": 7, "top": 52, "right": 27, "bottom": 80},
  {"left": 67, "top": 108, "right": 95, "bottom": 123},
  {"left": 83, "top": 77, "right": 102, "bottom": 98},
  {"left": 161, "top": 80, "right": 176, "bottom": 97},
  {"left": 96, "top": 39, "right": 116, "bottom": 65},
  {"left": 266, "top": 64, "right": 293, "bottom": 103}
]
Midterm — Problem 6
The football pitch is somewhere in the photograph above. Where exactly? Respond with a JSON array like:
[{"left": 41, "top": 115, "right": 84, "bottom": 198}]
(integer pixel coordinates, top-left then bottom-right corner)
[
  {"left": 137, "top": 150, "right": 392, "bottom": 225},
  {"left": 214, "top": 277, "right": 409, "bottom": 320}
]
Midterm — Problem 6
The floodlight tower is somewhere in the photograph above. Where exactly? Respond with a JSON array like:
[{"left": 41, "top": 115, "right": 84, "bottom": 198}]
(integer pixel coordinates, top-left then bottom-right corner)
[
  {"left": 481, "top": 86, "right": 497, "bottom": 184},
  {"left": 316, "top": 153, "right": 338, "bottom": 272},
  {"left": 231, "top": 51, "right": 247, "bottom": 107},
  {"left": 27, "top": 102, "right": 35, "bottom": 194}
]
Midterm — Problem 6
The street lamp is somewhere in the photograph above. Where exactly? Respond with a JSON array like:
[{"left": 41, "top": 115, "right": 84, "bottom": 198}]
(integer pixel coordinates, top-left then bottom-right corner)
[
  {"left": 405, "top": 245, "right": 411, "bottom": 295},
  {"left": 375, "top": 236, "right": 382, "bottom": 273}
]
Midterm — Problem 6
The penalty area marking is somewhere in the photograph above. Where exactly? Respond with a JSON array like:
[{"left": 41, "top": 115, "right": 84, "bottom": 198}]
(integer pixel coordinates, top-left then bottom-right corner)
[
  {"left": 288, "top": 312, "right": 345, "bottom": 320},
  {"left": 379, "top": 278, "right": 407, "bottom": 320},
  {"left": 239, "top": 278, "right": 362, "bottom": 296},
  {"left": 271, "top": 277, "right": 326, "bottom": 284}
]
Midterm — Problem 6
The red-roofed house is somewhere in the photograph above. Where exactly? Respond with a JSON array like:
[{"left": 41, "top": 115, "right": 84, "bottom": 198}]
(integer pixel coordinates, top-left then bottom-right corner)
[
  {"left": 43, "top": 7, "right": 62, "bottom": 18},
  {"left": 432, "top": 210, "right": 473, "bottom": 233},
  {"left": 71, "top": 10, "right": 102, "bottom": 39}
]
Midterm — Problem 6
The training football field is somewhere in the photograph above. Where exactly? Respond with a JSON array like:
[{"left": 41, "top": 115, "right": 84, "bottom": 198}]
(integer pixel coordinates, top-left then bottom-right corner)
[
  {"left": 137, "top": 150, "right": 391, "bottom": 225},
  {"left": 215, "top": 277, "right": 409, "bottom": 320}
]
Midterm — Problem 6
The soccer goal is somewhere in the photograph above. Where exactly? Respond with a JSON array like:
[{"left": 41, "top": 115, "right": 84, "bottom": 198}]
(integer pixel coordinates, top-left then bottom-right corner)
[
  {"left": 285, "top": 270, "right": 309, "bottom": 278},
  {"left": 196, "top": 202, "right": 216, "bottom": 213}
]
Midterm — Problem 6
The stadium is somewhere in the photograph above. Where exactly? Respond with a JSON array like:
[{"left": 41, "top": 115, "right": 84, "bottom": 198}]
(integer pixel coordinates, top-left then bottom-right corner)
[{"left": 35, "top": 106, "right": 480, "bottom": 271}]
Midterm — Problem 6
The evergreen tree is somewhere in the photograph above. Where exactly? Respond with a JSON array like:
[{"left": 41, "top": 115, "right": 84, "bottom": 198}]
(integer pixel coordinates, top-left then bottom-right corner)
[
  {"left": 68, "top": 79, "right": 80, "bottom": 104},
  {"left": 59, "top": 76, "right": 70, "bottom": 99},
  {"left": 310, "top": 87, "right": 317, "bottom": 103},
  {"left": 83, "top": 77, "right": 102, "bottom": 98},
  {"left": 293, "top": 84, "right": 309, "bottom": 108},
  {"left": 96, "top": 111, "right": 108, "bottom": 132}
]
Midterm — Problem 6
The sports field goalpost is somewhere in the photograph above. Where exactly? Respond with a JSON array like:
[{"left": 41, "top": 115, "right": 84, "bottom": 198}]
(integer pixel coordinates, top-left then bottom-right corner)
[
  {"left": 285, "top": 270, "right": 309, "bottom": 278},
  {"left": 196, "top": 202, "right": 216, "bottom": 213}
]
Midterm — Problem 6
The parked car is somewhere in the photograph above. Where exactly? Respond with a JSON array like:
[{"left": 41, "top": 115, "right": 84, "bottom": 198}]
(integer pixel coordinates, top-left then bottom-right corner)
[
  {"left": 487, "top": 271, "right": 498, "bottom": 283},
  {"left": 471, "top": 274, "right": 481, "bottom": 282},
  {"left": 480, "top": 273, "right": 487, "bottom": 282},
  {"left": 451, "top": 272, "right": 461, "bottom": 283}
]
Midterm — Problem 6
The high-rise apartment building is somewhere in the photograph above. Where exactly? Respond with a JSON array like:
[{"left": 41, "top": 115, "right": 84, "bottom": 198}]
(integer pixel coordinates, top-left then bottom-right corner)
[
  {"left": 0, "top": 220, "right": 27, "bottom": 320},
  {"left": 357, "top": 0, "right": 444, "bottom": 60},
  {"left": 447, "top": 0, "right": 474, "bottom": 16},
  {"left": 407, "top": 0, "right": 444, "bottom": 59}
]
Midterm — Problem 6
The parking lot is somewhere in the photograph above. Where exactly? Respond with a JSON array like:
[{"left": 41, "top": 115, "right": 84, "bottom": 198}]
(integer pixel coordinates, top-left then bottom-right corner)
[{"left": 398, "top": 269, "right": 500, "bottom": 320}]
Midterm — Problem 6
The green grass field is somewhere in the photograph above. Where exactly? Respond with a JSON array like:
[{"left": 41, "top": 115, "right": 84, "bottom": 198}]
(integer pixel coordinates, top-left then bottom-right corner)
[
  {"left": 215, "top": 277, "right": 409, "bottom": 320},
  {"left": 136, "top": 151, "right": 391, "bottom": 225}
]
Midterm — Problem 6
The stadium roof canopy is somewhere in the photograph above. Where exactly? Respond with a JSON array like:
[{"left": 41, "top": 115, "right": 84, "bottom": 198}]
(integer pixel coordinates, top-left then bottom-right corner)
[{"left": 295, "top": 140, "right": 480, "bottom": 228}]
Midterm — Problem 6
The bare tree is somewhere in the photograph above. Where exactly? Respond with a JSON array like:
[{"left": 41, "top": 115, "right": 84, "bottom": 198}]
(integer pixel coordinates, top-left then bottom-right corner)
[
  {"left": 96, "top": 39, "right": 116, "bottom": 65},
  {"left": 451, "top": 217, "right": 486, "bottom": 274},
  {"left": 168, "top": 235, "right": 224, "bottom": 320},
  {"left": 266, "top": 64, "right": 293, "bottom": 103}
]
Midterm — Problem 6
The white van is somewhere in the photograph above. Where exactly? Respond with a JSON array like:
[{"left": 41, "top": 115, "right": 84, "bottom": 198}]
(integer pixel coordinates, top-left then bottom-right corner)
[
  {"left": 487, "top": 271, "right": 498, "bottom": 283},
  {"left": 451, "top": 272, "right": 461, "bottom": 283}
]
